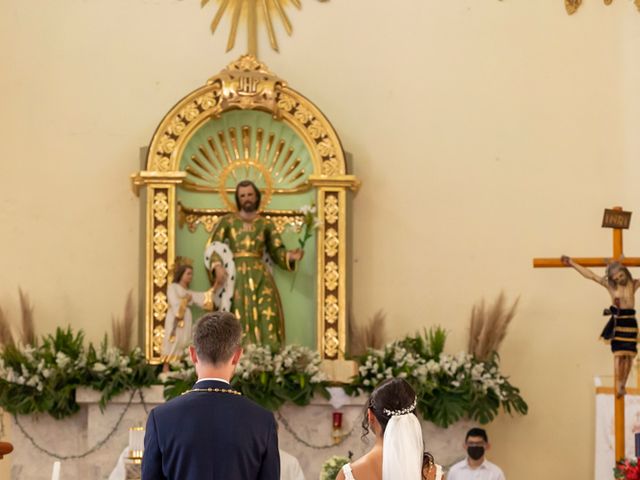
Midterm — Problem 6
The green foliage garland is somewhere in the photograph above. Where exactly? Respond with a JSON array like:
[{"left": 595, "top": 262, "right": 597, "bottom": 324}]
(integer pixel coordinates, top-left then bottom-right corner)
[{"left": 0, "top": 326, "right": 527, "bottom": 428}]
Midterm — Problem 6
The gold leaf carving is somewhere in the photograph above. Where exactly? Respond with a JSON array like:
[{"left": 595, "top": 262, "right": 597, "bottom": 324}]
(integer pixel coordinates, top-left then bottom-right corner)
[
  {"left": 168, "top": 118, "right": 187, "bottom": 136},
  {"left": 317, "top": 139, "right": 335, "bottom": 158},
  {"left": 325, "top": 228, "right": 339, "bottom": 257},
  {"left": 153, "top": 292, "right": 168, "bottom": 321},
  {"left": 153, "top": 326, "right": 164, "bottom": 355},
  {"left": 277, "top": 94, "right": 297, "bottom": 112},
  {"left": 294, "top": 106, "right": 313, "bottom": 125},
  {"left": 180, "top": 104, "right": 200, "bottom": 122},
  {"left": 324, "top": 195, "right": 339, "bottom": 225},
  {"left": 565, "top": 0, "right": 582, "bottom": 14},
  {"left": 324, "top": 262, "right": 339, "bottom": 291},
  {"left": 270, "top": 216, "right": 304, "bottom": 234},
  {"left": 154, "top": 225, "right": 169, "bottom": 254},
  {"left": 325, "top": 295, "right": 339, "bottom": 325},
  {"left": 197, "top": 92, "right": 217, "bottom": 110},
  {"left": 152, "top": 155, "right": 171, "bottom": 172},
  {"left": 153, "top": 259, "right": 169, "bottom": 288},
  {"left": 308, "top": 120, "right": 326, "bottom": 140},
  {"left": 153, "top": 192, "right": 169, "bottom": 222},
  {"left": 322, "top": 157, "right": 340, "bottom": 177},
  {"left": 324, "top": 328, "right": 339, "bottom": 358},
  {"left": 159, "top": 136, "right": 176, "bottom": 155}
]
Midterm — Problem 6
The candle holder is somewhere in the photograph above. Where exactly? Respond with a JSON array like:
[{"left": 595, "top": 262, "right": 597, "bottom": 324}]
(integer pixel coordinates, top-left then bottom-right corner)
[
  {"left": 332, "top": 411, "right": 346, "bottom": 445},
  {"left": 125, "top": 426, "right": 145, "bottom": 480}
]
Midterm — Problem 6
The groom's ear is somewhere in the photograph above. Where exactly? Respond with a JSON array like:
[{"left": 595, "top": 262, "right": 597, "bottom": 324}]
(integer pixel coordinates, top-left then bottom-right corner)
[
  {"left": 231, "top": 347, "right": 243, "bottom": 365},
  {"left": 189, "top": 345, "right": 198, "bottom": 365}
]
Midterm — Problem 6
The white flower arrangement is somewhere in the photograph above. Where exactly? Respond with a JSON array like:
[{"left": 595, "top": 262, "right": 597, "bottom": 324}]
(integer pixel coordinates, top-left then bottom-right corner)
[
  {"left": 319, "top": 455, "right": 350, "bottom": 480},
  {"left": 0, "top": 328, "right": 156, "bottom": 418},
  {"left": 350, "top": 328, "right": 527, "bottom": 427},
  {"left": 234, "top": 343, "right": 326, "bottom": 385}
]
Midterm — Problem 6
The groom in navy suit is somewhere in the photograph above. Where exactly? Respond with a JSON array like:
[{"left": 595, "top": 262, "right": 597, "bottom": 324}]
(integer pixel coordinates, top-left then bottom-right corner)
[{"left": 142, "top": 311, "right": 280, "bottom": 480}]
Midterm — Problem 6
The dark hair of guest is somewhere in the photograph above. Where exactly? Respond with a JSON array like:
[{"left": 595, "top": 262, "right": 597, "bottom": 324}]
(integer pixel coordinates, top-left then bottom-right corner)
[{"left": 465, "top": 427, "right": 488, "bottom": 443}]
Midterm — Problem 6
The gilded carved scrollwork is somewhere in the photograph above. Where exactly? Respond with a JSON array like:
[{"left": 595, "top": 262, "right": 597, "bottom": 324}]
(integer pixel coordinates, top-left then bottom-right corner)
[
  {"left": 324, "top": 295, "right": 339, "bottom": 325},
  {"left": 216, "top": 57, "right": 283, "bottom": 112},
  {"left": 153, "top": 225, "right": 169, "bottom": 254},
  {"left": 276, "top": 91, "right": 344, "bottom": 179},
  {"left": 319, "top": 190, "right": 343, "bottom": 359},
  {"left": 153, "top": 193, "right": 169, "bottom": 221},
  {"left": 153, "top": 259, "right": 169, "bottom": 288},
  {"left": 324, "top": 228, "right": 339, "bottom": 257},
  {"left": 324, "top": 262, "right": 339, "bottom": 291},
  {"left": 153, "top": 292, "right": 168, "bottom": 321},
  {"left": 324, "top": 328, "right": 340, "bottom": 358},
  {"left": 152, "top": 326, "right": 164, "bottom": 356},
  {"left": 565, "top": 0, "right": 582, "bottom": 14},
  {"left": 178, "top": 202, "right": 304, "bottom": 234},
  {"left": 324, "top": 196, "right": 339, "bottom": 224}
]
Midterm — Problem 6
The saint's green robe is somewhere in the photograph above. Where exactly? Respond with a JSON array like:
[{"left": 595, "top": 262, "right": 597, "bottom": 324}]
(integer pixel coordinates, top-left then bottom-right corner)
[{"left": 209, "top": 214, "right": 295, "bottom": 348}]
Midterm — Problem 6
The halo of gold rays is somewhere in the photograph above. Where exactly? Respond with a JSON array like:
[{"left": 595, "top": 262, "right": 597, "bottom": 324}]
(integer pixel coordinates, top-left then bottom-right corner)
[
  {"left": 201, "top": 0, "right": 302, "bottom": 54},
  {"left": 181, "top": 123, "right": 312, "bottom": 208}
]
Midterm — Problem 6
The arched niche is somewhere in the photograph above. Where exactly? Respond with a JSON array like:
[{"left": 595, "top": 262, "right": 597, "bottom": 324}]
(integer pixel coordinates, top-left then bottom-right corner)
[{"left": 132, "top": 56, "right": 359, "bottom": 367}]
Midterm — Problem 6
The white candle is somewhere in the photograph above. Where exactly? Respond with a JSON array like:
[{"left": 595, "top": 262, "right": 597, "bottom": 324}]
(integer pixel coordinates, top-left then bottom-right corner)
[
  {"left": 129, "top": 426, "right": 145, "bottom": 459},
  {"left": 51, "top": 461, "right": 61, "bottom": 480}
]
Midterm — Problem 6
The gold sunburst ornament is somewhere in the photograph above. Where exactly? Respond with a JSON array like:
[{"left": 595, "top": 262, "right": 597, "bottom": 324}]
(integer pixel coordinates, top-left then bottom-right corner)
[
  {"left": 200, "top": 0, "right": 327, "bottom": 54},
  {"left": 565, "top": 0, "right": 640, "bottom": 14}
]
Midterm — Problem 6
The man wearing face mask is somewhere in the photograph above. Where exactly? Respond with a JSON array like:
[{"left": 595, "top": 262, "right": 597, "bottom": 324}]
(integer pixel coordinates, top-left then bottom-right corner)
[{"left": 446, "top": 428, "right": 505, "bottom": 480}]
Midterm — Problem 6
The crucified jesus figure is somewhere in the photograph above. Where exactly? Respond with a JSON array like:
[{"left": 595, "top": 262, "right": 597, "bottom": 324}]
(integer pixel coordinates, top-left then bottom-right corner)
[{"left": 562, "top": 256, "right": 639, "bottom": 397}]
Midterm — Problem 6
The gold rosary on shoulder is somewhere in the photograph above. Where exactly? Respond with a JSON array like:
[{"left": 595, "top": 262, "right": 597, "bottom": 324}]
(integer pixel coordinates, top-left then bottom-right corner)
[{"left": 181, "top": 387, "right": 242, "bottom": 396}]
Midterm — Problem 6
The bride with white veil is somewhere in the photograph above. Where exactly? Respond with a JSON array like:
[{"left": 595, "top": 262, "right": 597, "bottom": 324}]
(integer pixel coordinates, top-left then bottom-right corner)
[{"left": 335, "top": 378, "right": 443, "bottom": 480}]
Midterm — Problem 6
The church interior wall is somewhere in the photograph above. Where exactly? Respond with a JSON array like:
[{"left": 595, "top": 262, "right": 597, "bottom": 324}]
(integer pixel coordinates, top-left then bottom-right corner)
[{"left": 1, "top": 1, "right": 640, "bottom": 478}]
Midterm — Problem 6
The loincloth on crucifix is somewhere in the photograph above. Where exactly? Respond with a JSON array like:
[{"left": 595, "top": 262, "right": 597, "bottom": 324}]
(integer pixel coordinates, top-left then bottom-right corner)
[{"left": 601, "top": 306, "right": 638, "bottom": 356}]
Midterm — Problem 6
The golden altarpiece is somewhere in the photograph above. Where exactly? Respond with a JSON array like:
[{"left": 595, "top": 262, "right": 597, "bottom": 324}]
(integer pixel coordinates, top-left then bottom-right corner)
[{"left": 132, "top": 55, "right": 359, "bottom": 370}]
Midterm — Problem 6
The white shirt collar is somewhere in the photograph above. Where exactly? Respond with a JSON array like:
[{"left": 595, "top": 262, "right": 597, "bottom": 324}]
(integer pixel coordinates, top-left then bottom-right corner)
[
  {"left": 196, "top": 377, "right": 230, "bottom": 385},
  {"left": 461, "top": 459, "right": 488, "bottom": 470}
]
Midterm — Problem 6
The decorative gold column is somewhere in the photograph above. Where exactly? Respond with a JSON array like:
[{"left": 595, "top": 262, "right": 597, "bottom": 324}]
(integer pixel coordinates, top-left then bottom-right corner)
[{"left": 132, "top": 172, "right": 185, "bottom": 359}]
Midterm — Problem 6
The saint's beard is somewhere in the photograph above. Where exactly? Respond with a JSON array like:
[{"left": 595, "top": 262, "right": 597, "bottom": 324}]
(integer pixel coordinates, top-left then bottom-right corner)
[{"left": 241, "top": 201, "right": 258, "bottom": 213}]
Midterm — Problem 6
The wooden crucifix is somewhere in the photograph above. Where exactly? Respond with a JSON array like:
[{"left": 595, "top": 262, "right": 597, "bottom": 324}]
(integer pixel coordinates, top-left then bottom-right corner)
[{"left": 534, "top": 206, "right": 640, "bottom": 462}]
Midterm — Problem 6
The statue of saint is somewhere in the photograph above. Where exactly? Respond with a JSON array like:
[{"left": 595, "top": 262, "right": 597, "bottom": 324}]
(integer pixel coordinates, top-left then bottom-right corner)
[
  {"left": 562, "top": 256, "right": 639, "bottom": 396},
  {"left": 162, "top": 259, "right": 214, "bottom": 369},
  {"left": 205, "top": 180, "right": 304, "bottom": 348}
]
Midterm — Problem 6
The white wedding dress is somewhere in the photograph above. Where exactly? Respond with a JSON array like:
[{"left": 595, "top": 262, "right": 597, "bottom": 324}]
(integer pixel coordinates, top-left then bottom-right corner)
[
  {"left": 341, "top": 463, "right": 355, "bottom": 480},
  {"left": 340, "top": 462, "right": 443, "bottom": 480}
]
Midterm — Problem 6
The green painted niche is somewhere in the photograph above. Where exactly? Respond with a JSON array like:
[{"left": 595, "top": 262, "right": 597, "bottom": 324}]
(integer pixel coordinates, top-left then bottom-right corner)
[{"left": 175, "top": 110, "right": 317, "bottom": 349}]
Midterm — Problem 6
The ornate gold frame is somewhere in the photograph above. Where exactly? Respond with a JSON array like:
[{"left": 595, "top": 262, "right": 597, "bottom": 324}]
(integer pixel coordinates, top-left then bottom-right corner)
[{"left": 132, "top": 55, "right": 359, "bottom": 364}]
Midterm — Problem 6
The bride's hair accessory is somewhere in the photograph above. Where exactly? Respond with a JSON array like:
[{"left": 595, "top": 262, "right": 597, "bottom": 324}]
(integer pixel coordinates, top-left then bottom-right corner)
[{"left": 383, "top": 397, "right": 417, "bottom": 417}]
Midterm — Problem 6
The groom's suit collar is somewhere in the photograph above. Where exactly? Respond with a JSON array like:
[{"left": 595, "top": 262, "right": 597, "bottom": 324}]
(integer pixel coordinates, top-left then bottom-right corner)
[{"left": 193, "top": 377, "right": 231, "bottom": 388}]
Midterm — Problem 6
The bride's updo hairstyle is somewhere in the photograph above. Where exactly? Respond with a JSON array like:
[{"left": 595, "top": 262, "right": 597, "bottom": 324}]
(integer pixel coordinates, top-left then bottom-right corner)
[{"left": 361, "top": 378, "right": 418, "bottom": 438}]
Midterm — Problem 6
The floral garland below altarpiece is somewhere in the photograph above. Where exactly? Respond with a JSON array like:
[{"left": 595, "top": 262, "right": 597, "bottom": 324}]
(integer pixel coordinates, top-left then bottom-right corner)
[{"left": 0, "top": 327, "right": 527, "bottom": 429}]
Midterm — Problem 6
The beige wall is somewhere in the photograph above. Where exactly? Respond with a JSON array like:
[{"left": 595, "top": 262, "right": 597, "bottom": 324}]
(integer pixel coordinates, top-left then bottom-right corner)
[{"left": 1, "top": 0, "right": 640, "bottom": 478}]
